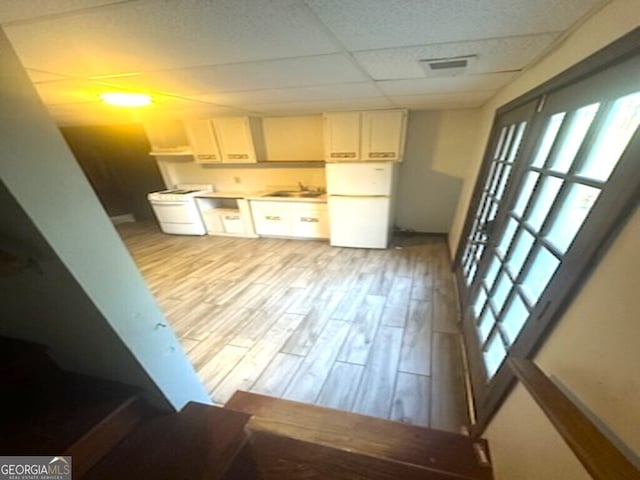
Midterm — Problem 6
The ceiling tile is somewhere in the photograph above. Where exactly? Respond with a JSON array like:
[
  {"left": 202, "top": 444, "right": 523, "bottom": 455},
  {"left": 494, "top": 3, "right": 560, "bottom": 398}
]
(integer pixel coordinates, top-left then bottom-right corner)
[
  {"left": 306, "top": 0, "right": 607, "bottom": 50},
  {"left": 90, "top": 54, "right": 370, "bottom": 96},
  {"left": 242, "top": 96, "right": 393, "bottom": 115},
  {"left": 389, "top": 91, "right": 496, "bottom": 110},
  {"left": 190, "top": 82, "right": 382, "bottom": 106},
  {"left": 26, "top": 69, "right": 70, "bottom": 83},
  {"left": 0, "top": 0, "right": 119, "bottom": 24},
  {"left": 377, "top": 72, "right": 517, "bottom": 96},
  {"left": 354, "top": 34, "right": 557, "bottom": 80},
  {"left": 4, "top": 0, "right": 340, "bottom": 77}
]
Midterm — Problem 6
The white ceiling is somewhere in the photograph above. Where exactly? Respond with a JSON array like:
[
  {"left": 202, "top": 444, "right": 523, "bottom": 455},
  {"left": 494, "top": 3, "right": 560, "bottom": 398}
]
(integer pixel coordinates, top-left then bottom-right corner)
[{"left": 0, "top": 0, "right": 608, "bottom": 125}]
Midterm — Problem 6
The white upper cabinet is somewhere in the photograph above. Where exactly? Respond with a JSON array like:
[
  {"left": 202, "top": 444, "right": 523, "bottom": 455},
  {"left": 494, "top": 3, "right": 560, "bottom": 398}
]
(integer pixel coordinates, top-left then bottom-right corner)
[
  {"left": 323, "top": 110, "right": 407, "bottom": 162},
  {"left": 323, "top": 112, "right": 361, "bottom": 161},
  {"left": 183, "top": 119, "right": 222, "bottom": 163},
  {"left": 361, "top": 110, "right": 407, "bottom": 161},
  {"left": 212, "top": 117, "right": 263, "bottom": 163},
  {"left": 144, "top": 119, "right": 191, "bottom": 155}
]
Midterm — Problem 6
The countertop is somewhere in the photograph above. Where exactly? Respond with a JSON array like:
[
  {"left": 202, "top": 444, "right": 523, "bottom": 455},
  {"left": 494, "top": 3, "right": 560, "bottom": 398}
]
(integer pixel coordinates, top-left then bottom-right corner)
[
  {"left": 246, "top": 193, "right": 327, "bottom": 203},
  {"left": 196, "top": 190, "right": 263, "bottom": 199},
  {"left": 197, "top": 190, "right": 327, "bottom": 203}
]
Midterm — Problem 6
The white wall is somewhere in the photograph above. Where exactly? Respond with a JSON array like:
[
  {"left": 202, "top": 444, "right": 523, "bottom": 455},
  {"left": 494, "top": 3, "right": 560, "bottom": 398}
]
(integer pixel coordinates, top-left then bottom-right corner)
[
  {"left": 440, "top": 0, "right": 640, "bottom": 478},
  {"left": 395, "top": 111, "right": 462, "bottom": 233},
  {"left": 0, "top": 27, "right": 209, "bottom": 410},
  {"left": 395, "top": 110, "right": 482, "bottom": 233},
  {"left": 158, "top": 159, "right": 326, "bottom": 192}
]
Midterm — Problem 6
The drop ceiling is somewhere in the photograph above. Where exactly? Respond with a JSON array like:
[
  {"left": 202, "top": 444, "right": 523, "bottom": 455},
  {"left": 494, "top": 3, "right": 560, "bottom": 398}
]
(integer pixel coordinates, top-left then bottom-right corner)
[{"left": 0, "top": 0, "right": 608, "bottom": 125}]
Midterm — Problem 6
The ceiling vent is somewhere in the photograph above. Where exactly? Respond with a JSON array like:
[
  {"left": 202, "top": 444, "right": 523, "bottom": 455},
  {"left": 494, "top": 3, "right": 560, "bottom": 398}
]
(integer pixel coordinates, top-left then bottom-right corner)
[{"left": 419, "top": 55, "right": 477, "bottom": 77}]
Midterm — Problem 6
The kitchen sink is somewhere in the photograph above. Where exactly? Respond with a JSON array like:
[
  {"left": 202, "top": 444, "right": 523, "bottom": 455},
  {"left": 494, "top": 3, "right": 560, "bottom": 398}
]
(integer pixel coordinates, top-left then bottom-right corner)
[{"left": 264, "top": 190, "right": 323, "bottom": 198}]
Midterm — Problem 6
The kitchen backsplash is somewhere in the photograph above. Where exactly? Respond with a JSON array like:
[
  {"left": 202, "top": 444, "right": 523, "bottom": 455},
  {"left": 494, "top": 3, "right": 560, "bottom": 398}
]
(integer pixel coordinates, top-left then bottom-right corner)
[{"left": 158, "top": 159, "right": 326, "bottom": 192}]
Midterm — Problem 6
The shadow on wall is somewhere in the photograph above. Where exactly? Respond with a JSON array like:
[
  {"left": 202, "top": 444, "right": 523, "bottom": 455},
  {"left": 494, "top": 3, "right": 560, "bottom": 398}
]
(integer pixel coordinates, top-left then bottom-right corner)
[{"left": 395, "top": 111, "right": 464, "bottom": 234}]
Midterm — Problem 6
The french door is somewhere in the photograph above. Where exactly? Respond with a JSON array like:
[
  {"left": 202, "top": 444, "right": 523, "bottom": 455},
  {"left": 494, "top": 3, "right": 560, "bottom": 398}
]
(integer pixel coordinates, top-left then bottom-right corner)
[{"left": 457, "top": 50, "right": 640, "bottom": 425}]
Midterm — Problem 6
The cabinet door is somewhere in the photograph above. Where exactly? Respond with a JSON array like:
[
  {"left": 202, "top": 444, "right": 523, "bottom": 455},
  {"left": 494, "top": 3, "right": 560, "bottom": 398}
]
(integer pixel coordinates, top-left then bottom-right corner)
[
  {"left": 323, "top": 112, "right": 361, "bottom": 161},
  {"left": 291, "top": 203, "right": 329, "bottom": 238},
  {"left": 361, "top": 110, "right": 407, "bottom": 161},
  {"left": 250, "top": 201, "right": 291, "bottom": 236},
  {"left": 213, "top": 117, "right": 257, "bottom": 163},
  {"left": 143, "top": 119, "right": 190, "bottom": 153},
  {"left": 183, "top": 119, "right": 222, "bottom": 163}
]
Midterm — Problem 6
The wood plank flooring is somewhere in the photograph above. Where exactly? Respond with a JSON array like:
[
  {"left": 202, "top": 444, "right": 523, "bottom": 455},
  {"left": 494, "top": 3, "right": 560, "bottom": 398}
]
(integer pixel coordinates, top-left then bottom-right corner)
[{"left": 117, "top": 222, "right": 469, "bottom": 432}]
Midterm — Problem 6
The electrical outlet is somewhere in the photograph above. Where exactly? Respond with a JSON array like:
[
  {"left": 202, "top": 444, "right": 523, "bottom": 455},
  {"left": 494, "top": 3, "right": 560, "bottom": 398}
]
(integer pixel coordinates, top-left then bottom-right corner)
[{"left": 234, "top": 176, "right": 241, "bottom": 184}]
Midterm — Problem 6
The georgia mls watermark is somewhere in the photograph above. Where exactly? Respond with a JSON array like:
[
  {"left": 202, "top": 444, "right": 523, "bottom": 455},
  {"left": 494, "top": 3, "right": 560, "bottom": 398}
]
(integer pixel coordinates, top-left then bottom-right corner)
[{"left": 0, "top": 456, "right": 71, "bottom": 480}]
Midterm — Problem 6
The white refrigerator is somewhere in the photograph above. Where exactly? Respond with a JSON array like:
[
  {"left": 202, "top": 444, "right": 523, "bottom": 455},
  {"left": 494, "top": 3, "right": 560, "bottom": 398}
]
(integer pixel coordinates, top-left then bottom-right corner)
[{"left": 326, "top": 162, "right": 397, "bottom": 249}]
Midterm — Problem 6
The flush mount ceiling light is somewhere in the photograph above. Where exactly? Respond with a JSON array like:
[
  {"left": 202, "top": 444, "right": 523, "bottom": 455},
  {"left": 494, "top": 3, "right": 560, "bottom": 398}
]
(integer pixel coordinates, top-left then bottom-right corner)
[
  {"left": 418, "top": 55, "right": 478, "bottom": 77},
  {"left": 99, "top": 92, "right": 152, "bottom": 107}
]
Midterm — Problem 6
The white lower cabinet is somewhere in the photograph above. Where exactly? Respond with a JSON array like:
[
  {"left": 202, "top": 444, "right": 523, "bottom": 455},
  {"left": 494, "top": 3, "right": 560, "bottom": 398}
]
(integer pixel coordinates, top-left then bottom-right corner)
[
  {"left": 290, "top": 203, "right": 329, "bottom": 239},
  {"left": 250, "top": 201, "right": 292, "bottom": 236},
  {"left": 250, "top": 201, "right": 328, "bottom": 239},
  {"left": 196, "top": 197, "right": 258, "bottom": 237}
]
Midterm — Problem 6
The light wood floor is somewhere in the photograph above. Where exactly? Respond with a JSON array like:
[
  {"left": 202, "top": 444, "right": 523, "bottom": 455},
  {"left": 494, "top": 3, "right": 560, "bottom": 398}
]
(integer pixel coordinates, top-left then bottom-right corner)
[{"left": 117, "top": 222, "right": 469, "bottom": 433}]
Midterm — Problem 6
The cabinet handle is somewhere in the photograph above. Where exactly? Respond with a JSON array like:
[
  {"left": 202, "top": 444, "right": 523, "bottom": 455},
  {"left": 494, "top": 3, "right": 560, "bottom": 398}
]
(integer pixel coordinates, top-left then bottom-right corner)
[
  {"left": 330, "top": 152, "right": 356, "bottom": 158},
  {"left": 228, "top": 154, "right": 249, "bottom": 160},
  {"left": 300, "top": 217, "right": 319, "bottom": 223},
  {"left": 223, "top": 215, "right": 240, "bottom": 220},
  {"left": 265, "top": 215, "right": 281, "bottom": 221},
  {"left": 368, "top": 152, "right": 396, "bottom": 158},
  {"left": 197, "top": 154, "right": 217, "bottom": 160}
]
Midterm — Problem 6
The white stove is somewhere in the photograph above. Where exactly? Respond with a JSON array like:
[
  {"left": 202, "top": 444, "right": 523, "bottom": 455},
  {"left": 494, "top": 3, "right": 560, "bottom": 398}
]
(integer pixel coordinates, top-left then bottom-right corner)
[{"left": 148, "top": 184, "right": 212, "bottom": 235}]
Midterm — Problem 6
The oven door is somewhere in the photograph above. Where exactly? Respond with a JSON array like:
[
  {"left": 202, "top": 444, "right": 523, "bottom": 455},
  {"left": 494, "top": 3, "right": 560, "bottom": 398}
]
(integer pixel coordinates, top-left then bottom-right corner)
[{"left": 149, "top": 200, "right": 205, "bottom": 234}]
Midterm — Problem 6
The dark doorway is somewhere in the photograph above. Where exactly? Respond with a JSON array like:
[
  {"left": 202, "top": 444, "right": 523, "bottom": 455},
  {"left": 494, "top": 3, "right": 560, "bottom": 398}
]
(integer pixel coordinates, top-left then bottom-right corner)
[{"left": 60, "top": 124, "right": 165, "bottom": 220}]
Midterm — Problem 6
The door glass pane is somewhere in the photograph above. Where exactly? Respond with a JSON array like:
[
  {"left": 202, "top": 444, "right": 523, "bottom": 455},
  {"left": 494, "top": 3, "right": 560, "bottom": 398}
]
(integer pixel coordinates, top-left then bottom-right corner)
[
  {"left": 502, "top": 293, "right": 529, "bottom": 343},
  {"left": 495, "top": 165, "right": 512, "bottom": 200},
  {"left": 526, "top": 176, "right": 564, "bottom": 231},
  {"left": 492, "top": 272, "right": 512, "bottom": 313},
  {"left": 579, "top": 91, "right": 640, "bottom": 181},
  {"left": 506, "top": 122, "right": 527, "bottom": 163},
  {"left": 489, "top": 163, "right": 505, "bottom": 194},
  {"left": 521, "top": 247, "right": 561, "bottom": 304},
  {"left": 532, "top": 112, "right": 566, "bottom": 167},
  {"left": 484, "top": 256, "right": 501, "bottom": 290},
  {"left": 474, "top": 287, "right": 488, "bottom": 317},
  {"left": 506, "top": 229, "right": 535, "bottom": 277},
  {"left": 497, "top": 218, "right": 518, "bottom": 257},
  {"left": 513, "top": 172, "right": 539, "bottom": 218},
  {"left": 499, "top": 124, "right": 516, "bottom": 161},
  {"left": 483, "top": 162, "right": 497, "bottom": 189},
  {"left": 477, "top": 307, "right": 495, "bottom": 343},
  {"left": 484, "top": 333, "right": 507, "bottom": 379},
  {"left": 493, "top": 126, "right": 508, "bottom": 160},
  {"left": 546, "top": 184, "right": 601, "bottom": 253},
  {"left": 549, "top": 103, "right": 599, "bottom": 173}
]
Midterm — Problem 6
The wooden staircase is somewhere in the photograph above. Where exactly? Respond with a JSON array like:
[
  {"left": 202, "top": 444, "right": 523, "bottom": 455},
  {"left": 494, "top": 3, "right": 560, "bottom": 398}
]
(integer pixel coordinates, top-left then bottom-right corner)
[{"left": 3, "top": 336, "right": 493, "bottom": 479}]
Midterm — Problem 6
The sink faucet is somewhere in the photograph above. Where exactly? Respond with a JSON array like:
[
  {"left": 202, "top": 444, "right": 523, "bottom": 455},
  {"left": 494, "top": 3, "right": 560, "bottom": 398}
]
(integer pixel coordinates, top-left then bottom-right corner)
[{"left": 298, "top": 181, "right": 307, "bottom": 192}]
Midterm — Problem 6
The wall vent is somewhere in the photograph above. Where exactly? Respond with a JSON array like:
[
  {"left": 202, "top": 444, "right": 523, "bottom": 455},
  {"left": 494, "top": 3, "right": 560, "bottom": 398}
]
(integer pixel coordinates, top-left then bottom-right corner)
[{"left": 419, "top": 55, "right": 477, "bottom": 77}]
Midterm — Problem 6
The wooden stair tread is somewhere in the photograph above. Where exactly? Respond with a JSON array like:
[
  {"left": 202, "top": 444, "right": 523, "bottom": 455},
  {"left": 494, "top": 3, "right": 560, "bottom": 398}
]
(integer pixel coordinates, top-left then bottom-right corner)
[
  {"left": 225, "top": 427, "right": 478, "bottom": 480},
  {"left": 1, "top": 371, "right": 139, "bottom": 455},
  {"left": 225, "top": 391, "right": 492, "bottom": 480},
  {"left": 83, "top": 402, "right": 252, "bottom": 480}
]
